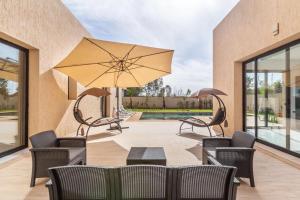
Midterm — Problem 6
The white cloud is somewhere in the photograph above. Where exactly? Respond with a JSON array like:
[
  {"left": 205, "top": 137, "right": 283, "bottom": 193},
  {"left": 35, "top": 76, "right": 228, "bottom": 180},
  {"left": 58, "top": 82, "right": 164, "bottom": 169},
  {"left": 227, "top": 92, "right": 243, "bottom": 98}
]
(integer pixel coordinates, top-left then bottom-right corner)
[{"left": 63, "top": 0, "right": 238, "bottom": 92}]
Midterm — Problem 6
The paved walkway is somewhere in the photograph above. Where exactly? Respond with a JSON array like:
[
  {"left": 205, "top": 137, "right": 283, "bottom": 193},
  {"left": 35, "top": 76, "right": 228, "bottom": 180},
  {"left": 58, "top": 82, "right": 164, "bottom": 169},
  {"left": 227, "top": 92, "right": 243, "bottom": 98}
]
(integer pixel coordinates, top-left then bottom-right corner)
[{"left": 0, "top": 121, "right": 300, "bottom": 199}]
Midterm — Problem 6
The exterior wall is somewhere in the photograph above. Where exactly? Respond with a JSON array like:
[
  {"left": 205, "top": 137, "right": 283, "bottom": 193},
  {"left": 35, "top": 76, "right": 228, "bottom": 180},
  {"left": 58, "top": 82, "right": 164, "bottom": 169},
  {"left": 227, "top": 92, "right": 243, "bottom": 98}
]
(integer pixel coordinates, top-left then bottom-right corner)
[
  {"left": 213, "top": 0, "right": 300, "bottom": 136},
  {"left": 0, "top": 0, "right": 115, "bottom": 137}
]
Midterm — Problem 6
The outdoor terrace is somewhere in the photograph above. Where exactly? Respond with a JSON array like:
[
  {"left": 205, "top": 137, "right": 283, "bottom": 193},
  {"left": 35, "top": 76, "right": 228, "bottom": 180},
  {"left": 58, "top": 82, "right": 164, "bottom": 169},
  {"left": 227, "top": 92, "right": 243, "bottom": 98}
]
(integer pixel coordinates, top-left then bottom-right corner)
[{"left": 1, "top": 120, "right": 300, "bottom": 200}]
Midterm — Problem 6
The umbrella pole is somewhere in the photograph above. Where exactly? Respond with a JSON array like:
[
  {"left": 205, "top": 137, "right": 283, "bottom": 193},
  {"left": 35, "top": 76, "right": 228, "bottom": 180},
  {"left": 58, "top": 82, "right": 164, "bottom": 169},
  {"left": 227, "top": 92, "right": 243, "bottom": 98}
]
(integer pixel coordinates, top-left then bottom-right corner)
[
  {"left": 115, "top": 87, "right": 129, "bottom": 129},
  {"left": 117, "top": 87, "right": 120, "bottom": 119}
]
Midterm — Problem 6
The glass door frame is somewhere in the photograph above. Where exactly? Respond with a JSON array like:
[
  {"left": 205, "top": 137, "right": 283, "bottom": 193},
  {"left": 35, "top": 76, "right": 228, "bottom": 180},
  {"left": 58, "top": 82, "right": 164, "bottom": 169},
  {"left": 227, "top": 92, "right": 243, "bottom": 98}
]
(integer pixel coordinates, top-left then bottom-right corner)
[
  {"left": 243, "top": 39, "right": 300, "bottom": 158},
  {"left": 0, "top": 38, "right": 29, "bottom": 158}
]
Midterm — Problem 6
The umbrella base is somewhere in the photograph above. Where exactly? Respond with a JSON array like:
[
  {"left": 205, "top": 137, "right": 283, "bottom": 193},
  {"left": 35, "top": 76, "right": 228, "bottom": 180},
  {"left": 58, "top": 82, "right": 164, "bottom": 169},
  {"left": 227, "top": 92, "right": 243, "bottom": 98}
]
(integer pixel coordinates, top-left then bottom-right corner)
[{"left": 107, "top": 126, "right": 129, "bottom": 131}]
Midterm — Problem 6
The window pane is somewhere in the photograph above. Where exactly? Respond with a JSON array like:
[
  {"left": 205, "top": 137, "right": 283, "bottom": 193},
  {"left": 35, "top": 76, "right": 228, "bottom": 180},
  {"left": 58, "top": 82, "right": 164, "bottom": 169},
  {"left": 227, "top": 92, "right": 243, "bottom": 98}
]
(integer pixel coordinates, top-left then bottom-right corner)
[
  {"left": 245, "top": 61, "right": 255, "bottom": 136},
  {"left": 0, "top": 41, "right": 26, "bottom": 155},
  {"left": 289, "top": 43, "right": 300, "bottom": 154},
  {"left": 257, "top": 50, "right": 287, "bottom": 148}
]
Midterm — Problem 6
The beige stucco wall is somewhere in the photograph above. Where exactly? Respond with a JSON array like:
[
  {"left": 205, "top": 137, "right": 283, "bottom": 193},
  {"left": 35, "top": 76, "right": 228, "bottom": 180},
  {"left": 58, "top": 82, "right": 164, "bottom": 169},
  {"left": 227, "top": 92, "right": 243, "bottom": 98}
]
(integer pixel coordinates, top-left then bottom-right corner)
[
  {"left": 0, "top": 0, "right": 116, "bottom": 137},
  {"left": 213, "top": 0, "right": 300, "bottom": 136}
]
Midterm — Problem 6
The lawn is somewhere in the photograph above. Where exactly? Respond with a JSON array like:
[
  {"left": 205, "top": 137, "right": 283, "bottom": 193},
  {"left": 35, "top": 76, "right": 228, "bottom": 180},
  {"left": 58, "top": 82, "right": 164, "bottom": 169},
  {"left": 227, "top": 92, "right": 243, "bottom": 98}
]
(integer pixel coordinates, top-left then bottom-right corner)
[
  {"left": 0, "top": 109, "right": 17, "bottom": 113},
  {"left": 127, "top": 108, "right": 212, "bottom": 113}
]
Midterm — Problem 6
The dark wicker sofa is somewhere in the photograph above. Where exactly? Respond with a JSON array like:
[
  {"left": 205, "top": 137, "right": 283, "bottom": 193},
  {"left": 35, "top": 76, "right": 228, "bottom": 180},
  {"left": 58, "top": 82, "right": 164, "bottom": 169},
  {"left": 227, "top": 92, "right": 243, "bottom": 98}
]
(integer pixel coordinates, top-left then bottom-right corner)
[
  {"left": 29, "top": 130, "right": 86, "bottom": 187},
  {"left": 46, "top": 163, "right": 239, "bottom": 200},
  {"left": 202, "top": 131, "right": 256, "bottom": 187}
]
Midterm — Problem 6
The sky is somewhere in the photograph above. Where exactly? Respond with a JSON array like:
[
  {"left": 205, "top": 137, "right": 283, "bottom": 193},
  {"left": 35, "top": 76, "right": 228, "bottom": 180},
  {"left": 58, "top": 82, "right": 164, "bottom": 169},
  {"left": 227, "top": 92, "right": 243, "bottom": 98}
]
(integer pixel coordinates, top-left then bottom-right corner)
[{"left": 63, "top": 0, "right": 239, "bottom": 93}]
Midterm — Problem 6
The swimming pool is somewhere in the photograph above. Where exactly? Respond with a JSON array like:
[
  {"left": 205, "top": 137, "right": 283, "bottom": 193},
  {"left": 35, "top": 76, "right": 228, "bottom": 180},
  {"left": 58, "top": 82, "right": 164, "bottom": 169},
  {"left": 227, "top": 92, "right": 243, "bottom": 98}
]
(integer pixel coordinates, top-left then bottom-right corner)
[{"left": 140, "top": 112, "right": 212, "bottom": 120}]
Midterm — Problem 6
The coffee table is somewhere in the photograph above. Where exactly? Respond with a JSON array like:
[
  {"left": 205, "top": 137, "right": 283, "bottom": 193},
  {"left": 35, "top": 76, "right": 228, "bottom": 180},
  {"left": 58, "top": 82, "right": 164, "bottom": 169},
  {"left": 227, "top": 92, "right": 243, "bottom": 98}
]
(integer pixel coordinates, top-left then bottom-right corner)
[{"left": 126, "top": 147, "right": 166, "bottom": 166}]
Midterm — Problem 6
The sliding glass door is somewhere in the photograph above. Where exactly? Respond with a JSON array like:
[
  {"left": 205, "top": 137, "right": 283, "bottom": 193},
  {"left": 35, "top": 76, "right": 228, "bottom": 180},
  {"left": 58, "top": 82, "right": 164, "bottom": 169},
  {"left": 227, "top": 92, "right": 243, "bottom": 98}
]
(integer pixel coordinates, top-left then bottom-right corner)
[
  {"left": 289, "top": 44, "right": 300, "bottom": 153},
  {"left": 244, "top": 41, "right": 300, "bottom": 157},
  {"left": 0, "top": 39, "right": 28, "bottom": 157},
  {"left": 245, "top": 61, "right": 256, "bottom": 136}
]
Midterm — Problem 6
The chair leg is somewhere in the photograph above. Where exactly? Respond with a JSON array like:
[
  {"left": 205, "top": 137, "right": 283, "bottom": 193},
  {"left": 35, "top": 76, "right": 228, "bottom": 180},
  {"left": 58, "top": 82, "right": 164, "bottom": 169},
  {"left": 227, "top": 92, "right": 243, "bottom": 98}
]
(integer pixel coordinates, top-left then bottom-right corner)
[
  {"left": 30, "top": 174, "right": 36, "bottom": 187},
  {"left": 207, "top": 126, "right": 212, "bottom": 137},
  {"left": 179, "top": 122, "right": 184, "bottom": 134},
  {"left": 116, "top": 122, "right": 122, "bottom": 133},
  {"left": 86, "top": 126, "right": 91, "bottom": 138},
  {"left": 250, "top": 165, "right": 255, "bottom": 187},
  {"left": 30, "top": 153, "right": 36, "bottom": 187},
  {"left": 76, "top": 123, "right": 84, "bottom": 136},
  {"left": 202, "top": 151, "right": 208, "bottom": 165},
  {"left": 218, "top": 124, "right": 225, "bottom": 137},
  {"left": 250, "top": 176, "right": 255, "bottom": 187}
]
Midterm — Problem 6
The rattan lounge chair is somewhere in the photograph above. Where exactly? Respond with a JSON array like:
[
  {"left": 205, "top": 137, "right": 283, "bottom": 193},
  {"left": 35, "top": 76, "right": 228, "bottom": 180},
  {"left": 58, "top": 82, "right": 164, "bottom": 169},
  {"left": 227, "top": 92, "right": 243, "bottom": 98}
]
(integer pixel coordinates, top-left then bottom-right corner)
[
  {"left": 180, "top": 88, "right": 227, "bottom": 137},
  {"left": 29, "top": 130, "right": 86, "bottom": 187},
  {"left": 74, "top": 107, "right": 123, "bottom": 137},
  {"left": 202, "top": 131, "right": 256, "bottom": 187},
  {"left": 179, "top": 107, "right": 226, "bottom": 137},
  {"left": 73, "top": 88, "right": 124, "bottom": 138},
  {"left": 47, "top": 165, "right": 238, "bottom": 200}
]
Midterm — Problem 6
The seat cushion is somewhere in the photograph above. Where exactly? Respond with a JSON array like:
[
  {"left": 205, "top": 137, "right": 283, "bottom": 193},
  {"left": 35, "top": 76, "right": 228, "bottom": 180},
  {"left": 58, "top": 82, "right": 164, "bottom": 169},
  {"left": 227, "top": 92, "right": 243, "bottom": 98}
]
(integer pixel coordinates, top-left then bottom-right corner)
[
  {"left": 30, "top": 130, "right": 57, "bottom": 148},
  {"left": 231, "top": 131, "right": 255, "bottom": 148},
  {"left": 68, "top": 148, "right": 86, "bottom": 163}
]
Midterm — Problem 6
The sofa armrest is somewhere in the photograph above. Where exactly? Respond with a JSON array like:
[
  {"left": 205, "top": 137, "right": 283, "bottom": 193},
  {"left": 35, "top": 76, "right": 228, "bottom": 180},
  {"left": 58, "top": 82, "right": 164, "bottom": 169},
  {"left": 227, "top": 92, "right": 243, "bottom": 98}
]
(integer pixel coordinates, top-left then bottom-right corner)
[
  {"left": 207, "top": 156, "right": 222, "bottom": 166},
  {"left": 30, "top": 148, "right": 70, "bottom": 161},
  {"left": 216, "top": 147, "right": 256, "bottom": 153},
  {"left": 202, "top": 137, "right": 232, "bottom": 148},
  {"left": 216, "top": 147, "right": 255, "bottom": 164},
  {"left": 57, "top": 137, "right": 86, "bottom": 147},
  {"left": 207, "top": 156, "right": 240, "bottom": 200},
  {"left": 207, "top": 156, "right": 240, "bottom": 184}
]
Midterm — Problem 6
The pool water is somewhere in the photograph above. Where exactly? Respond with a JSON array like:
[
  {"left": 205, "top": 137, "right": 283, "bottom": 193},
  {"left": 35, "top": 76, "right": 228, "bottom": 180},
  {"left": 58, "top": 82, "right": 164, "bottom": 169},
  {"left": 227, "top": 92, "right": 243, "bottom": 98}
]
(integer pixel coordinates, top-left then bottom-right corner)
[{"left": 140, "top": 112, "right": 212, "bottom": 120}]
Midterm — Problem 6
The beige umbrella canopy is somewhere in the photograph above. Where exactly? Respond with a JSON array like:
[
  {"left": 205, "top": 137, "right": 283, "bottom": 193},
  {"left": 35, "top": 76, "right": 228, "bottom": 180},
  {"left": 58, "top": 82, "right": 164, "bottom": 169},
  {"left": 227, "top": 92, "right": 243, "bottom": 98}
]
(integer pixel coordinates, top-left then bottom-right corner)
[
  {"left": 54, "top": 37, "right": 174, "bottom": 88},
  {"left": 0, "top": 57, "right": 19, "bottom": 81},
  {"left": 78, "top": 87, "right": 111, "bottom": 97},
  {"left": 191, "top": 88, "right": 227, "bottom": 98}
]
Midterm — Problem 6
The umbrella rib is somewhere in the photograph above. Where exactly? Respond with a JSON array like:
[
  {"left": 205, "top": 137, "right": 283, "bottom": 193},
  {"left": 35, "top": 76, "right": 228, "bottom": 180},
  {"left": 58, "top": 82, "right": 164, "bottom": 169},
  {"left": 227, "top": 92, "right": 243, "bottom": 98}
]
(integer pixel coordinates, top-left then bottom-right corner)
[
  {"left": 86, "top": 58, "right": 123, "bottom": 87},
  {"left": 114, "top": 61, "right": 123, "bottom": 86},
  {"left": 0, "top": 68, "right": 16, "bottom": 74},
  {"left": 85, "top": 64, "right": 118, "bottom": 87},
  {"left": 121, "top": 57, "right": 142, "bottom": 73},
  {"left": 113, "top": 56, "right": 141, "bottom": 85},
  {"left": 85, "top": 38, "right": 119, "bottom": 61},
  {"left": 126, "top": 63, "right": 170, "bottom": 74},
  {"left": 125, "top": 68, "right": 142, "bottom": 87},
  {"left": 97, "top": 62, "right": 119, "bottom": 70},
  {"left": 122, "top": 45, "right": 136, "bottom": 61},
  {"left": 126, "top": 50, "right": 173, "bottom": 61},
  {"left": 114, "top": 69, "right": 123, "bottom": 87},
  {"left": 55, "top": 62, "right": 112, "bottom": 69}
]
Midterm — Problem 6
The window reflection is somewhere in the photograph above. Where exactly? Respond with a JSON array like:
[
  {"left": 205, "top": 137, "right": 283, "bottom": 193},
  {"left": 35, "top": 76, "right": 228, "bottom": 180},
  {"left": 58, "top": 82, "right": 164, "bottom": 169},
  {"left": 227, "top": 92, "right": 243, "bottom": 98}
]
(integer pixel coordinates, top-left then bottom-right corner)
[
  {"left": 244, "top": 44, "right": 300, "bottom": 155},
  {"left": 0, "top": 41, "right": 26, "bottom": 155}
]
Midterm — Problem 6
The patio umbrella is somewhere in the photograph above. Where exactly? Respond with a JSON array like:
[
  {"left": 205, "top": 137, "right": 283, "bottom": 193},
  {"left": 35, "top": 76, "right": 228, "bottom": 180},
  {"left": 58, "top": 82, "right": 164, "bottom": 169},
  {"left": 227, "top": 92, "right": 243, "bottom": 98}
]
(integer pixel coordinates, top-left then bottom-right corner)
[
  {"left": 54, "top": 37, "right": 173, "bottom": 88},
  {"left": 54, "top": 37, "right": 174, "bottom": 117}
]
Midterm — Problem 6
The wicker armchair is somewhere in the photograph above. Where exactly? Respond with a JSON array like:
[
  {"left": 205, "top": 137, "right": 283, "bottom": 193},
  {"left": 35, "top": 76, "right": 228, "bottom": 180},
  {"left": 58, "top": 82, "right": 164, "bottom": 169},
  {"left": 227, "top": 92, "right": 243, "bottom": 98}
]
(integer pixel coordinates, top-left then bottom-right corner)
[
  {"left": 174, "top": 165, "right": 237, "bottom": 200},
  {"left": 202, "top": 131, "right": 256, "bottom": 187},
  {"left": 47, "top": 165, "right": 238, "bottom": 200},
  {"left": 29, "top": 130, "right": 86, "bottom": 187}
]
